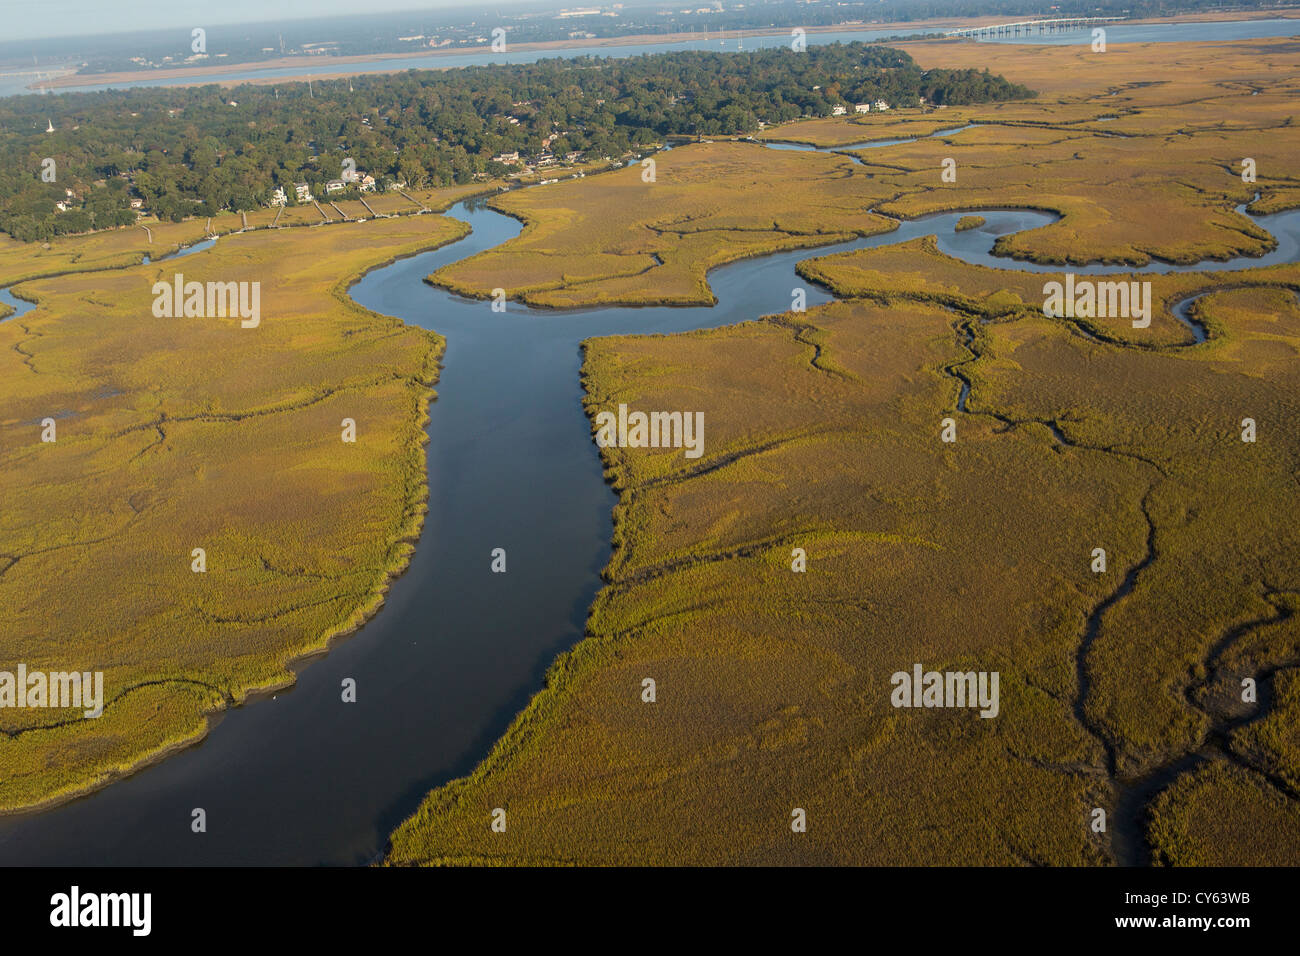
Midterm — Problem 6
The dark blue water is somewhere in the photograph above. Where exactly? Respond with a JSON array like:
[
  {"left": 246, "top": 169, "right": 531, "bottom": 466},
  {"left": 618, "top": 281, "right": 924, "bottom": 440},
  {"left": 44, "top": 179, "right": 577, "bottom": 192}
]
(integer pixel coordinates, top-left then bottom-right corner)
[
  {"left": 1, "top": 147, "right": 1296, "bottom": 864},
  {"left": 0, "top": 200, "right": 1050, "bottom": 865}
]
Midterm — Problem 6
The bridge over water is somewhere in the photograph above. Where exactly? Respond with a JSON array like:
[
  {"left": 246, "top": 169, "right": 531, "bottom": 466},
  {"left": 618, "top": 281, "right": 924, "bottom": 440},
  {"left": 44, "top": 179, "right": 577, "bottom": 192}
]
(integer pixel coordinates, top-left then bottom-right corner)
[{"left": 944, "top": 17, "right": 1126, "bottom": 39}]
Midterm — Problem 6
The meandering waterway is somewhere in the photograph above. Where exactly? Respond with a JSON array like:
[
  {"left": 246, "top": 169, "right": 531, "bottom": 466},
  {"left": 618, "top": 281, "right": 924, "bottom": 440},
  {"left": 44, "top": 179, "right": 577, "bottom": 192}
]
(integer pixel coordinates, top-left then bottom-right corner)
[{"left": 1, "top": 133, "right": 1297, "bottom": 864}]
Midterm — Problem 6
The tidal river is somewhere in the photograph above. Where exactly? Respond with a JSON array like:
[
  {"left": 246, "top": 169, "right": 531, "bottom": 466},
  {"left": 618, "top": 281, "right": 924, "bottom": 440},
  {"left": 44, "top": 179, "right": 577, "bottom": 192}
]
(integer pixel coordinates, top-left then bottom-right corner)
[
  {"left": 1, "top": 139, "right": 1298, "bottom": 863},
  {"left": 25, "top": 18, "right": 1300, "bottom": 98}
]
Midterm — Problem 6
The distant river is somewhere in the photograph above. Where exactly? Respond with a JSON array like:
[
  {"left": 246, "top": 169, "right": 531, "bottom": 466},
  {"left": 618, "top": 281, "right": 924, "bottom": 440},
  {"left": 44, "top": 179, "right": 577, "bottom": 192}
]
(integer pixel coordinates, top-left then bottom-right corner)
[
  {"left": 1, "top": 126, "right": 1299, "bottom": 863},
  {"left": 978, "top": 17, "right": 1300, "bottom": 45},
  {"left": 16, "top": 18, "right": 1300, "bottom": 97}
]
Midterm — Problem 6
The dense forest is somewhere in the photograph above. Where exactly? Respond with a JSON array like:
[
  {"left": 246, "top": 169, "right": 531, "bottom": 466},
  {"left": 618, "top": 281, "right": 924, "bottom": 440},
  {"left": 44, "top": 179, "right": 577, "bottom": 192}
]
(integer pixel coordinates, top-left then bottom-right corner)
[{"left": 0, "top": 43, "right": 1032, "bottom": 241}]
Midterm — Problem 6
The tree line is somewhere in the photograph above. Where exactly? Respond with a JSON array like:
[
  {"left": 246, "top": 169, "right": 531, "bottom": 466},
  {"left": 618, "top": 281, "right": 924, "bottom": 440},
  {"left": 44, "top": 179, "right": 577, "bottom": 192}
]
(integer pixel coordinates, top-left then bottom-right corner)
[{"left": 0, "top": 43, "right": 1033, "bottom": 241}]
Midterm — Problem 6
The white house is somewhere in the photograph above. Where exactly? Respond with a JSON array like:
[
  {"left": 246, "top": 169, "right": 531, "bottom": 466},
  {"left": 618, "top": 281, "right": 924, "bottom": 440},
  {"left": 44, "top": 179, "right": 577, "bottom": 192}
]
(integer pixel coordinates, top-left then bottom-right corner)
[
  {"left": 831, "top": 105, "right": 847, "bottom": 116},
  {"left": 854, "top": 103, "right": 871, "bottom": 114},
  {"left": 325, "top": 179, "right": 347, "bottom": 194},
  {"left": 294, "top": 182, "right": 313, "bottom": 202},
  {"left": 270, "top": 186, "right": 287, "bottom": 206},
  {"left": 874, "top": 100, "right": 891, "bottom": 111}
]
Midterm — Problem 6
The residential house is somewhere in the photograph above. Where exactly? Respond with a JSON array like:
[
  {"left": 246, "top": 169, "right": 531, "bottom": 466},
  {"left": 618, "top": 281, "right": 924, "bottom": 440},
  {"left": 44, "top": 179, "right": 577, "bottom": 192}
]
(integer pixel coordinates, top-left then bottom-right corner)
[
  {"left": 854, "top": 103, "right": 871, "bottom": 114},
  {"left": 294, "top": 182, "right": 313, "bottom": 202}
]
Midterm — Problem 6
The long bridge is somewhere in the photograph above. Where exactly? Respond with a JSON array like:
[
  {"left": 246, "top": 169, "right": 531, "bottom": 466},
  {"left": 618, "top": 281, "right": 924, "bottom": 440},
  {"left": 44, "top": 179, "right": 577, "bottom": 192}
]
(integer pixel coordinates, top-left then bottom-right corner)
[{"left": 944, "top": 17, "right": 1126, "bottom": 39}]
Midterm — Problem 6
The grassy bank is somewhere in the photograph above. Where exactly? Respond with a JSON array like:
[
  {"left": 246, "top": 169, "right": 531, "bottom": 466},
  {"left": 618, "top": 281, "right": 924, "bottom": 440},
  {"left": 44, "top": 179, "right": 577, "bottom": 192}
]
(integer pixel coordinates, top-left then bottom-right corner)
[
  {"left": 0, "top": 212, "right": 468, "bottom": 812},
  {"left": 387, "top": 40, "right": 1300, "bottom": 863}
]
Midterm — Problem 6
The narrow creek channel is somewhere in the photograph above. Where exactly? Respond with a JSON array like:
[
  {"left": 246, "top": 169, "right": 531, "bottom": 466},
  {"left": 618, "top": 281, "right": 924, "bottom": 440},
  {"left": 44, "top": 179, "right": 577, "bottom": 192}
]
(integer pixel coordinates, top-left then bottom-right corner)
[{"left": 1, "top": 143, "right": 1298, "bottom": 864}]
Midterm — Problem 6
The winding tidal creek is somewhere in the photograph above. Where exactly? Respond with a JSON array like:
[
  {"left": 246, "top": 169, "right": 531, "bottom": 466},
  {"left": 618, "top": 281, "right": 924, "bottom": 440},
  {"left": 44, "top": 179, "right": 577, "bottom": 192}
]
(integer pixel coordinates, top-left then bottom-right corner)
[{"left": 1, "top": 149, "right": 1298, "bottom": 863}]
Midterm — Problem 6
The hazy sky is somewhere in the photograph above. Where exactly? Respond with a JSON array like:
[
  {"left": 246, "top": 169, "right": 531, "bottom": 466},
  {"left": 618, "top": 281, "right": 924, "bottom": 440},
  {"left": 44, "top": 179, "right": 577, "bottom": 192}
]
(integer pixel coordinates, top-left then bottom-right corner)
[{"left": 0, "top": 0, "right": 541, "bottom": 42}]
